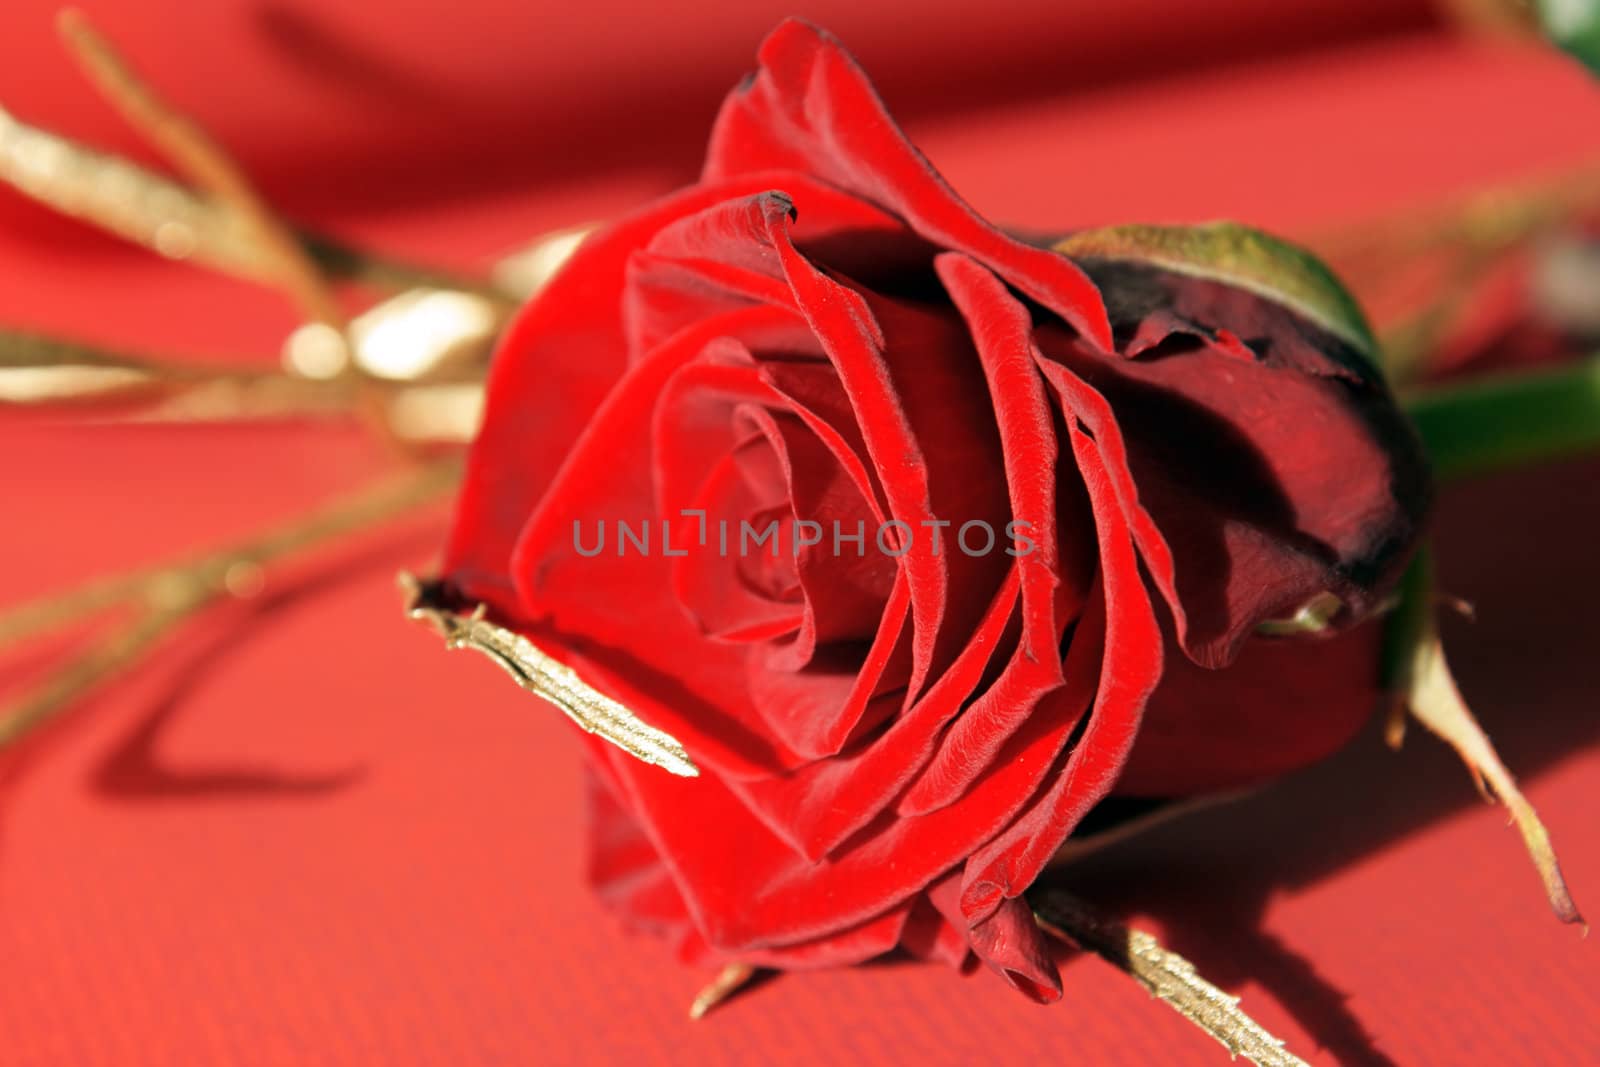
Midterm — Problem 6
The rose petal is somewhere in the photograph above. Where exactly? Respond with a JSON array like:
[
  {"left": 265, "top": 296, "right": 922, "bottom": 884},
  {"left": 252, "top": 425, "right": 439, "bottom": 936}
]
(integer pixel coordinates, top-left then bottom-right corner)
[
  {"left": 733, "top": 565, "right": 1020, "bottom": 861},
  {"left": 594, "top": 610, "right": 1094, "bottom": 950},
  {"left": 929, "top": 870, "right": 1062, "bottom": 1003},
  {"left": 1038, "top": 290, "right": 1429, "bottom": 667},
  {"left": 897, "top": 254, "right": 1086, "bottom": 815},
  {"left": 445, "top": 175, "right": 829, "bottom": 608},
  {"left": 588, "top": 762, "right": 920, "bottom": 971},
  {"left": 705, "top": 18, "right": 1113, "bottom": 351},
  {"left": 961, "top": 415, "right": 1163, "bottom": 927},
  {"left": 1116, "top": 620, "right": 1383, "bottom": 795}
]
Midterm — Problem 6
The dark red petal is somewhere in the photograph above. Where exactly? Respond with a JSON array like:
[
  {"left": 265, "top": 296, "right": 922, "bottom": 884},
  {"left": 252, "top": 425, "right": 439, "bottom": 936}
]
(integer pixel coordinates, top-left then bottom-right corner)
[
  {"left": 898, "top": 894, "right": 973, "bottom": 970},
  {"left": 738, "top": 404, "right": 898, "bottom": 653},
  {"left": 761, "top": 198, "right": 953, "bottom": 687},
  {"left": 651, "top": 344, "right": 793, "bottom": 528},
  {"left": 668, "top": 439, "right": 805, "bottom": 643},
  {"left": 1116, "top": 620, "right": 1383, "bottom": 796},
  {"left": 624, "top": 177, "right": 903, "bottom": 356},
  {"left": 897, "top": 254, "right": 1079, "bottom": 815},
  {"left": 585, "top": 766, "right": 696, "bottom": 936},
  {"left": 928, "top": 870, "right": 1062, "bottom": 1003},
  {"left": 742, "top": 572, "right": 913, "bottom": 763},
  {"left": 509, "top": 301, "right": 802, "bottom": 604},
  {"left": 1034, "top": 356, "right": 1185, "bottom": 645},
  {"left": 961, "top": 418, "right": 1164, "bottom": 927},
  {"left": 727, "top": 907, "right": 913, "bottom": 970},
  {"left": 705, "top": 18, "right": 1114, "bottom": 351},
  {"left": 1039, "top": 312, "right": 1428, "bottom": 667},
  {"left": 733, "top": 564, "right": 1020, "bottom": 861}
]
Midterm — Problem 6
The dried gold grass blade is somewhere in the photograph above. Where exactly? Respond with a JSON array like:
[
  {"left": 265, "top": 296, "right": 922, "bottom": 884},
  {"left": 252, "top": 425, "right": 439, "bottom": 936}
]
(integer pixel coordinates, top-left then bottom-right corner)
[
  {"left": 57, "top": 9, "right": 344, "bottom": 332},
  {"left": 403, "top": 580, "right": 698, "bottom": 778},
  {"left": 688, "top": 964, "right": 758, "bottom": 1020},
  {"left": 1404, "top": 637, "right": 1583, "bottom": 925},
  {"left": 1033, "top": 890, "right": 1309, "bottom": 1067}
]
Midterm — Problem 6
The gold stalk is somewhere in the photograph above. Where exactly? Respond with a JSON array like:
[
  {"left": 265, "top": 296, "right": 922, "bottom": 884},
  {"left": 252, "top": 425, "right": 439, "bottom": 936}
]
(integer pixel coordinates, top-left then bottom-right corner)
[
  {"left": 402, "top": 578, "right": 700, "bottom": 778},
  {"left": 56, "top": 9, "right": 344, "bottom": 333},
  {"left": 1033, "top": 889, "right": 1309, "bottom": 1067},
  {"left": 688, "top": 963, "right": 759, "bottom": 1019},
  {"left": 0, "top": 458, "right": 463, "bottom": 749}
]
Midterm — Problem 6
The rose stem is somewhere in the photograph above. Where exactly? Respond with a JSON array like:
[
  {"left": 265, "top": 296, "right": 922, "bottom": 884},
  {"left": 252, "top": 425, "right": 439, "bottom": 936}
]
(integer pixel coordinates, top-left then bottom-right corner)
[
  {"left": 1310, "top": 159, "right": 1600, "bottom": 279},
  {"left": 0, "top": 102, "right": 512, "bottom": 306},
  {"left": 1031, "top": 889, "right": 1309, "bottom": 1067},
  {"left": 687, "top": 964, "right": 760, "bottom": 1019},
  {"left": 1401, "top": 353, "right": 1600, "bottom": 481},
  {"left": 0, "top": 327, "right": 364, "bottom": 412},
  {"left": 0, "top": 325, "right": 488, "bottom": 439},
  {"left": 57, "top": 10, "right": 464, "bottom": 454},
  {"left": 57, "top": 9, "right": 345, "bottom": 334},
  {"left": 1307, "top": 159, "right": 1600, "bottom": 386},
  {"left": 0, "top": 456, "right": 462, "bottom": 749}
]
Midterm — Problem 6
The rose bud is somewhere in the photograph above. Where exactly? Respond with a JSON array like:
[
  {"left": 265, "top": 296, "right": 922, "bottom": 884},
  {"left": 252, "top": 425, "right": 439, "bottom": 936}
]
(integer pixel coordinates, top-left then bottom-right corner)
[{"left": 433, "top": 19, "right": 1430, "bottom": 1000}]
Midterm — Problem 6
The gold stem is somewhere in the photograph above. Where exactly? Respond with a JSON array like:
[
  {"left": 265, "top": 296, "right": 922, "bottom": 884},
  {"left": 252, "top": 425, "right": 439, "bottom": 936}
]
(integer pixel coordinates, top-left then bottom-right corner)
[
  {"left": 1309, "top": 160, "right": 1600, "bottom": 271},
  {"left": 57, "top": 9, "right": 345, "bottom": 334},
  {"left": 0, "top": 457, "right": 463, "bottom": 749},
  {"left": 0, "top": 326, "right": 273, "bottom": 402},
  {"left": 221, "top": 457, "right": 461, "bottom": 563},
  {"left": 688, "top": 963, "right": 760, "bottom": 1019},
  {"left": 0, "top": 326, "right": 377, "bottom": 421},
  {"left": 0, "top": 570, "right": 151, "bottom": 649},
  {"left": 0, "top": 324, "right": 488, "bottom": 440},
  {"left": 0, "top": 329, "right": 163, "bottom": 371},
  {"left": 1032, "top": 889, "right": 1309, "bottom": 1067},
  {"left": 0, "top": 103, "right": 511, "bottom": 305},
  {"left": 1302, "top": 160, "right": 1600, "bottom": 383},
  {"left": 1375, "top": 242, "right": 1503, "bottom": 384},
  {"left": 402, "top": 581, "right": 700, "bottom": 778},
  {"left": 300, "top": 232, "right": 517, "bottom": 306},
  {"left": 0, "top": 585, "right": 210, "bottom": 747}
]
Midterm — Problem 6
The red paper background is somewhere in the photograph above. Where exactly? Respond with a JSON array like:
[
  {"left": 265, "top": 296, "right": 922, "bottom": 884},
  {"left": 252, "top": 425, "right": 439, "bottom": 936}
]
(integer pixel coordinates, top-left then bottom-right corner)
[{"left": 1, "top": 3, "right": 1597, "bottom": 1064}]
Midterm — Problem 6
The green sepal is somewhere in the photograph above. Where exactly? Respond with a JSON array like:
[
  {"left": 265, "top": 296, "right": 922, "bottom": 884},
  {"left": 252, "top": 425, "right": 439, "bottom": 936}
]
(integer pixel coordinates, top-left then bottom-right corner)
[
  {"left": 1054, "top": 222, "right": 1378, "bottom": 363},
  {"left": 1537, "top": 0, "right": 1600, "bottom": 76}
]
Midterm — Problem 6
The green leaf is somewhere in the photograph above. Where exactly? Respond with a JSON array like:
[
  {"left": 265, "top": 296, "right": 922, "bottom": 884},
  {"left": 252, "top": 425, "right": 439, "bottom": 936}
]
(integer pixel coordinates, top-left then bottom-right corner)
[
  {"left": 1054, "top": 222, "right": 1378, "bottom": 362},
  {"left": 1402, "top": 353, "right": 1600, "bottom": 481},
  {"left": 1537, "top": 0, "right": 1600, "bottom": 75}
]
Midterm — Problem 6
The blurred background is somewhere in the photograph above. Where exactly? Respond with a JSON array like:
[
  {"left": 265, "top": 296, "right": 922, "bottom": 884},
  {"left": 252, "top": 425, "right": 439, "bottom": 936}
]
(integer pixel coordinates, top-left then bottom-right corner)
[
  {"left": 0, "top": 1, "right": 1440, "bottom": 220},
  {"left": 2, "top": 0, "right": 1595, "bottom": 355}
]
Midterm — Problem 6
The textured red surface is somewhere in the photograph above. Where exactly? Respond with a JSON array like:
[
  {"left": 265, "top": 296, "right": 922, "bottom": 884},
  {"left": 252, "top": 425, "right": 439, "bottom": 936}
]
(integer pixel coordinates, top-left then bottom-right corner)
[{"left": 1, "top": 5, "right": 1598, "bottom": 1064}]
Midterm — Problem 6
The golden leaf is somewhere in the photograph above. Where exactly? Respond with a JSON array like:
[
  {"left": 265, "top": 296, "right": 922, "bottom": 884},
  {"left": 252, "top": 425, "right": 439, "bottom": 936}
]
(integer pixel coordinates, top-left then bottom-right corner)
[{"left": 403, "top": 577, "right": 699, "bottom": 778}]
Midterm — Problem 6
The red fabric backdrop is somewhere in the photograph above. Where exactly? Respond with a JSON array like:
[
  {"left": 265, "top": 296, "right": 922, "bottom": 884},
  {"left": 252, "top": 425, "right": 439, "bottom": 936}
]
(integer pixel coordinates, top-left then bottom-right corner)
[{"left": 2, "top": 2, "right": 1597, "bottom": 1063}]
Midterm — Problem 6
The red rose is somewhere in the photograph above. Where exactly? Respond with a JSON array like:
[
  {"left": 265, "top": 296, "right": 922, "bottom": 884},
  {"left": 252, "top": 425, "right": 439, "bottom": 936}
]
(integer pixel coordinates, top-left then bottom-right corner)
[{"left": 438, "top": 19, "right": 1428, "bottom": 999}]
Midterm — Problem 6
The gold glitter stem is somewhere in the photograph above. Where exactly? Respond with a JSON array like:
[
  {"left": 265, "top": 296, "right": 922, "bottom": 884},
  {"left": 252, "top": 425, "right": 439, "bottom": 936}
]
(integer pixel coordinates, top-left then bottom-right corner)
[
  {"left": 1303, "top": 158, "right": 1600, "bottom": 383},
  {"left": 300, "top": 232, "right": 517, "bottom": 307},
  {"left": 1032, "top": 889, "right": 1309, "bottom": 1067},
  {"left": 1309, "top": 159, "right": 1600, "bottom": 271},
  {"left": 0, "top": 102, "right": 510, "bottom": 305},
  {"left": 402, "top": 580, "right": 700, "bottom": 777},
  {"left": 688, "top": 963, "right": 760, "bottom": 1019},
  {"left": 0, "top": 580, "right": 211, "bottom": 747},
  {"left": 0, "top": 324, "right": 488, "bottom": 439},
  {"left": 0, "top": 457, "right": 462, "bottom": 750},
  {"left": 56, "top": 9, "right": 344, "bottom": 334},
  {"left": 0, "top": 327, "right": 302, "bottom": 407}
]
